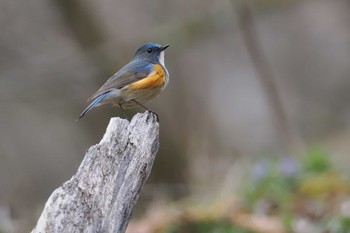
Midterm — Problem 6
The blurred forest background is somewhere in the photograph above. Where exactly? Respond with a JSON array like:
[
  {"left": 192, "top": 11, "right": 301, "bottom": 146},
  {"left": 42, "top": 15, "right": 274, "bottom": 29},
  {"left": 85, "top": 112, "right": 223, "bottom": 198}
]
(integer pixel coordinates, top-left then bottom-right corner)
[{"left": 1, "top": 0, "right": 350, "bottom": 232}]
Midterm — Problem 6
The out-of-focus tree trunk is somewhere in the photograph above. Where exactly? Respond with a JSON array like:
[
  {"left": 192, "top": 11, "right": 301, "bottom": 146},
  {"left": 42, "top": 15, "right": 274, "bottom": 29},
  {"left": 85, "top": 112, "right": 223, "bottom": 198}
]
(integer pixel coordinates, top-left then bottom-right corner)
[
  {"left": 31, "top": 112, "right": 159, "bottom": 233},
  {"left": 235, "top": 0, "right": 300, "bottom": 153}
]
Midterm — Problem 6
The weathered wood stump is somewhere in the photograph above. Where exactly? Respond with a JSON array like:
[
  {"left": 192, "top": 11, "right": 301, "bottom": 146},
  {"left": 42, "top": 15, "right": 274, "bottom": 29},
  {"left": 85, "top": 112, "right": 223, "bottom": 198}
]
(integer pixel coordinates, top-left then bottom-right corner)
[{"left": 32, "top": 112, "right": 159, "bottom": 233}]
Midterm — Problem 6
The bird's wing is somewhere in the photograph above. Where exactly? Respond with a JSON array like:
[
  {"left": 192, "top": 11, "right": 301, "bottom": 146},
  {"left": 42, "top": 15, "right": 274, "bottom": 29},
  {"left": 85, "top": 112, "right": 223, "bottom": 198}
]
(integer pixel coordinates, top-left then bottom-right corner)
[{"left": 87, "top": 60, "right": 153, "bottom": 101}]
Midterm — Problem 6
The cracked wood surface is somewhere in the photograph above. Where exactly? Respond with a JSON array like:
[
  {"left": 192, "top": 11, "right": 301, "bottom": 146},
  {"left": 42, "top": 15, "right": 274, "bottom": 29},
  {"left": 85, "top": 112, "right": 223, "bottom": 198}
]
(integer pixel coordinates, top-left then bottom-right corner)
[{"left": 32, "top": 112, "right": 159, "bottom": 233}]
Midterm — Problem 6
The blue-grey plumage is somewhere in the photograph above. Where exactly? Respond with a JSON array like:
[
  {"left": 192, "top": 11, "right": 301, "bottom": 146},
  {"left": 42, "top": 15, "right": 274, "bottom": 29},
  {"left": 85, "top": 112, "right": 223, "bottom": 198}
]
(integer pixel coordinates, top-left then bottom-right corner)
[{"left": 78, "top": 43, "right": 169, "bottom": 120}]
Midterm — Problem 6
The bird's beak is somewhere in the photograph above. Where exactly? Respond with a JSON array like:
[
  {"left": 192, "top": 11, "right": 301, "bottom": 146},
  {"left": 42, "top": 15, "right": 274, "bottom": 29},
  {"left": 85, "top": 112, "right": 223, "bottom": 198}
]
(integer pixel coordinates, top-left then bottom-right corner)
[{"left": 161, "top": 44, "right": 170, "bottom": 51}]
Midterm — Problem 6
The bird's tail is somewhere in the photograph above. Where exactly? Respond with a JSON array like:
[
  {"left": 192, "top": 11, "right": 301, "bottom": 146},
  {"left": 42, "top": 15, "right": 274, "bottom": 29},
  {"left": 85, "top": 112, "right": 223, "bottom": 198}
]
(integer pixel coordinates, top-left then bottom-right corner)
[{"left": 77, "top": 92, "right": 110, "bottom": 120}]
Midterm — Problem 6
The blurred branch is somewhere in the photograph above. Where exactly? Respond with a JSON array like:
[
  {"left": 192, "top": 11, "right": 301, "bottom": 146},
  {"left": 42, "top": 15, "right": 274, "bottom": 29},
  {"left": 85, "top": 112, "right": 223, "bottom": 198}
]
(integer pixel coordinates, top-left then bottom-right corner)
[
  {"left": 127, "top": 199, "right": 285, "bottom": 233},
  {"left": 234, "top": 0, "right": 297, "bottom": 152},
  {"left": 31, "top": 112, "right": 159, "bottom": 233}
]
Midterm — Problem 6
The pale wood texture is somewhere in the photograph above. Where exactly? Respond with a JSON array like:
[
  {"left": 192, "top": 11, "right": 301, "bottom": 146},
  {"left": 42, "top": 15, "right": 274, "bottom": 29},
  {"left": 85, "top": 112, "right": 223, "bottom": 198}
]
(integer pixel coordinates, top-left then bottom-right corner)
[{"left": 32, "top": 112, "right": 159, "bottom": 233}]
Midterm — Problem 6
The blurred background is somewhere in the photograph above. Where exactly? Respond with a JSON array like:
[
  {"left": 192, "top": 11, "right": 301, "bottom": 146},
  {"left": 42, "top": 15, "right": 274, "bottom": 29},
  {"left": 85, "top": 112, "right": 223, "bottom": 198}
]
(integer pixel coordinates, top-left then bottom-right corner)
[{"left": 1, "top": 0, "right": 350, "bottom": 232}]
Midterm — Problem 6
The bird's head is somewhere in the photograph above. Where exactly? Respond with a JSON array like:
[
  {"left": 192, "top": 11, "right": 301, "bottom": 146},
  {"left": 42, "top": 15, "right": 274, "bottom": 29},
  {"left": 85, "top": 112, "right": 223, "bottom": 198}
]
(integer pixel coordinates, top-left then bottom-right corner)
[{"left": 133, "top": 42, "right": 170, "bottom": 66}]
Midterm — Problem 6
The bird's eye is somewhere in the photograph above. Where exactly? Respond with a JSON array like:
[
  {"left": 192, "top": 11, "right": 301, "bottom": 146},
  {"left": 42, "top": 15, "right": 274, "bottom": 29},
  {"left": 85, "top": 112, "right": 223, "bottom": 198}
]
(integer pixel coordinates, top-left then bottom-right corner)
[{"left": 147, "top": 48, "right": 153, "bottom": 53}]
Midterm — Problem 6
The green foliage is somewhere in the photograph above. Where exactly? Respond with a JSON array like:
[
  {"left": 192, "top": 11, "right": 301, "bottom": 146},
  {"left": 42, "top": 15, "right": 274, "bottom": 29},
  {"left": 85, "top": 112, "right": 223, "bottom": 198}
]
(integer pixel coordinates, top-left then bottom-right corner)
[
  {"left": 240, "top": 146, "right": 350, "bottom": 232},
  {"left": 242, "top": 156, "right": 298, "bottom": 213},
  {"left": 164, "top": 220, "right": 253, "bottom": 233},
  {"left": 327, "top": 216, "right": 350, "bottom": 233},
  {"left": 301, "top": 146, "right": 332, "bottom": 174},
  {"left": 297, "top": 146, "right": 349, "bottom": 197},
  {"left": 161, "top": 146, "right": 350, "bottom": 233}
]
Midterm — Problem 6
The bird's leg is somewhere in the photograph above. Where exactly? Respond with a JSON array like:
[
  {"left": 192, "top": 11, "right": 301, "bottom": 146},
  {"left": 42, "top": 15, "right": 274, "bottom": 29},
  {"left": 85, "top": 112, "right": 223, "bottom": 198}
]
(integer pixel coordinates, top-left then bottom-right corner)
[
  {"left": 131, "top": 99, "right": 159, "bottom": 121},
  {"left": 118, "top": 103, "right": 129, "bottom": 120}
]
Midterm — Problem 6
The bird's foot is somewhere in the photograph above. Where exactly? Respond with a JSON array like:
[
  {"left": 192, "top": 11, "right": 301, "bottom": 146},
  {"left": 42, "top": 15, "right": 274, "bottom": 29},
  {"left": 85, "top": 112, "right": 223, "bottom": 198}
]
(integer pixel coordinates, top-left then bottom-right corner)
[{"left": 147, "top": 110, "right": 159, "bottom": 122}]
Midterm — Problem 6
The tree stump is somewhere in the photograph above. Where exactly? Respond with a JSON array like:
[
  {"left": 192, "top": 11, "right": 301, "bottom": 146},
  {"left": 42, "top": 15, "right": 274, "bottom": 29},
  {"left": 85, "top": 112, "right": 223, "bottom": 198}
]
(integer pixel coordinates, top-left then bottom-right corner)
[{"left": 32, "top": 112, "right": 159, "bottom": 233}]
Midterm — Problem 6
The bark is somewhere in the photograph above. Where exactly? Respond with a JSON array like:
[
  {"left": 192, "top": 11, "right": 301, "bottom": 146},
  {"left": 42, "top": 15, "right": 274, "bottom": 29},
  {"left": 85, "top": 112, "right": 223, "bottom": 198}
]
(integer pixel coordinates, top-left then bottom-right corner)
[{"left": 32, "top": 112, "right": 159, "bottom": 233}]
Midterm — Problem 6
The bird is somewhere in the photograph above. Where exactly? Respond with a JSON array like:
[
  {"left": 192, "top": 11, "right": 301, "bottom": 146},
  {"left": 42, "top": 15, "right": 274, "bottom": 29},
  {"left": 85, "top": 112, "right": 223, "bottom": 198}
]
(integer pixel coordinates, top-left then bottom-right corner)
[{"left": 78, "top": 42, "right": 170, "bottom": 121}]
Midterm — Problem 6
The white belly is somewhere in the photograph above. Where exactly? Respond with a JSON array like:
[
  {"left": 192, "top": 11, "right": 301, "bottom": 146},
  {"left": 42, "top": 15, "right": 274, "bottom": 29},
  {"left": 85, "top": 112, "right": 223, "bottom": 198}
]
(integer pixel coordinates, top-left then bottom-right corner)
[{"left": 115, "top": 86, "right": 164, "bottom": 108}]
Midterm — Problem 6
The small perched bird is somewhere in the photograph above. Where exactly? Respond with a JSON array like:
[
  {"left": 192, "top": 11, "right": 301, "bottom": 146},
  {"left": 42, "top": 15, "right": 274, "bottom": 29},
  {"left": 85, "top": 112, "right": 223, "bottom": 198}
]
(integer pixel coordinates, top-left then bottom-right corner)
[{"left": 78, "top": 42, "right": 170, "bottom": 121}]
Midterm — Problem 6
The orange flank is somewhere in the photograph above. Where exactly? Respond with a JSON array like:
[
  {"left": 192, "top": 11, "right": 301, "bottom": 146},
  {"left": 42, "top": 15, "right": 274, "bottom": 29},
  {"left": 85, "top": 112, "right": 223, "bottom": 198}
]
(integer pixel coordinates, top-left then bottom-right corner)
[{"left": 129, "top": 64, "right": 165, "bottom": 90}]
